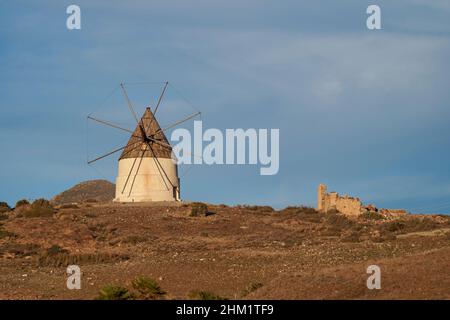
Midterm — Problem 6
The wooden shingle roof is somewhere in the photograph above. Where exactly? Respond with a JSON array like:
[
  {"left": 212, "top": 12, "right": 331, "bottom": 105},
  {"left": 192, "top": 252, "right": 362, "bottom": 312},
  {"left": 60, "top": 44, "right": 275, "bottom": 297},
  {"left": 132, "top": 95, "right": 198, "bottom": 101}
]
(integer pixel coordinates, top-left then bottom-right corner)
[{"left": 119, "top": 107, "right": 172, "bottom": 160}]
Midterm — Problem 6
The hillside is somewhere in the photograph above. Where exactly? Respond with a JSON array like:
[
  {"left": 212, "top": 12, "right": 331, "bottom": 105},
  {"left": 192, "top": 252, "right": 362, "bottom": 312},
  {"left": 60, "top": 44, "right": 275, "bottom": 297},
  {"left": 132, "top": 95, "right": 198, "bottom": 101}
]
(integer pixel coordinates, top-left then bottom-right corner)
[
  {"left": 0, "top": 203, "right": 449, "bottom": 299},
  {"left": 51, "top": 180, "right": 115, "bottom": 204}
]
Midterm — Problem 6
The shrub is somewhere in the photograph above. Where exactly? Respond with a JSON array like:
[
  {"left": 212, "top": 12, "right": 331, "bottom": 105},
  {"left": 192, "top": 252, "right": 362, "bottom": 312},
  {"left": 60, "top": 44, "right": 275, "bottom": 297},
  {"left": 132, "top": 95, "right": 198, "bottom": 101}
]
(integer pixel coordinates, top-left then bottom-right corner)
[
  {"left": 279, "top": 206, "right": 323, "bottom": 223},
  {"left": 321, "top": 226, "right": 342, "bottom": 237},
  {"left": 0, "top": 243, "right": 40, "bottom": 257},
  {"left": 188, "top": 290, "right": 227, "bottom": 300},
  {"left": 0, "top": 202, "right": 10, "bottom": 213},
  {"left": 38, "top": 252, "right": 129, "bottom": 267},
  {"left": 96, "top": 285, "right": 134, "bottom": 300},
  {"left": 46, "top": 245, "right": 69, "bottom": 256},
  {"left": 190, "top": 202, "right": 209, "bottom": 217},
  {"left": 0, "top": 213, "right": 8, "bottom": 221},
  {"left": 122, "top": 235, "right": 148, "bottom": 245},
  {"left": 0, "top": 230, "right": 17, "bottom": 239},
  {"left": 279, "top": 206, "right": 317, "bottom": 215},
  {"left": 340, "top": 231, "right": 362, "bottom": 243},
  {"left": 22, "top": 199, "right": 54, "bottom": 218},
  {"left": 241, "top": 282, "right": 263, "bottom": 297},
  {"left": 382, "top": 221, "right": 405, "bottom": 233},
  {"left": 361, "top": 211, "right": 385, "bottom": 221},
  {"left": 371, "top": 232, "right": 396, "bottom": 243},
  {"left": 325, "top": 213, "right": 355, "bottom": 229},
  {"left": 132, "top": 276, "right": 165, "bottom": 299},
  {"left": 238, "top": 205, "right": 275, "bottom": 213},
  {"left": 15, "top": 199, "right": 30, "bottom": 208},
  {"left": 59, "top": 204, "right": 79, "bottom": 209},
  {"left": 380, "top": 217, "right": 438, "bottom": 234}
]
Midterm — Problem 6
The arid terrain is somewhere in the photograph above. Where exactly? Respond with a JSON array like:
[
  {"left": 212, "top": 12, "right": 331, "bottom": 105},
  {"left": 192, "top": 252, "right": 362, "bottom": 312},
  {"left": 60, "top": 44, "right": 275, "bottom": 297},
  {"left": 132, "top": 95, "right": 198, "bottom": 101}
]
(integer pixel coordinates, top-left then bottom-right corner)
[{"left": 0, "top": 183, "right": 449, "bottom": 300}]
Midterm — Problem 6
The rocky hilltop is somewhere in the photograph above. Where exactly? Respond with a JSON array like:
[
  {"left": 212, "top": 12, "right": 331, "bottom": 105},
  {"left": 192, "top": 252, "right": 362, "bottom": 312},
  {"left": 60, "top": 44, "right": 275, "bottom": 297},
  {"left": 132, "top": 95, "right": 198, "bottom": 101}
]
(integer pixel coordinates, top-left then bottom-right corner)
[{"left": 51, "top": 180, "right": 115, "bottom": 204}]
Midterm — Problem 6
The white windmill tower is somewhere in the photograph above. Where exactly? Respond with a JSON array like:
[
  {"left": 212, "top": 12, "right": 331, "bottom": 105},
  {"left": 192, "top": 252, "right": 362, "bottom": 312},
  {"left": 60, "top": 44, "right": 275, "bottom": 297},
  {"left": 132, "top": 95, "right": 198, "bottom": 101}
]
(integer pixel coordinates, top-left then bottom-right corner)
[{"left": 87, "top": 82, "right": 200, "bottom": 202}]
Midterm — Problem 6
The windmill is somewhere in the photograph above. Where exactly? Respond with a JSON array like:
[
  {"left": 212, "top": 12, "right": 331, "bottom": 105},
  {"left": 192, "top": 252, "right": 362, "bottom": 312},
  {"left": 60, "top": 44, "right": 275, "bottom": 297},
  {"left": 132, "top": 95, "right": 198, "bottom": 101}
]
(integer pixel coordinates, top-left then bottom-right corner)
[{"left": 87, "top": 82, "right": 201, "bottom": 202}]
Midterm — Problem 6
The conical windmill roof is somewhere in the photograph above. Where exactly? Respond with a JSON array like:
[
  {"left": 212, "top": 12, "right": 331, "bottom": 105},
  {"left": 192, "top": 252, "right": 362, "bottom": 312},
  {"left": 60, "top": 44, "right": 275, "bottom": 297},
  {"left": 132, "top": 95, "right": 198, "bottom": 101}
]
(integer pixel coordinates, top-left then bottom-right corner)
[{"left": 119, "top": 107, "right": 172, "bottom": 160}]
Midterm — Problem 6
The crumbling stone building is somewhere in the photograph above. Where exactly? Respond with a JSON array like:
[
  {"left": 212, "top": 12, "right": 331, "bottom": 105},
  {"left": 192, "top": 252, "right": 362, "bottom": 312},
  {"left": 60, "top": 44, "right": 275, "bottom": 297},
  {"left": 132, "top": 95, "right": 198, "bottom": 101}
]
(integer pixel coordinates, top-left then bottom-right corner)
[
  {"left": 317, "top": 184, "right": 363, "bottom": 216},
  {"left": 317, "top": 184, "right": 408, "bottom": 218}
]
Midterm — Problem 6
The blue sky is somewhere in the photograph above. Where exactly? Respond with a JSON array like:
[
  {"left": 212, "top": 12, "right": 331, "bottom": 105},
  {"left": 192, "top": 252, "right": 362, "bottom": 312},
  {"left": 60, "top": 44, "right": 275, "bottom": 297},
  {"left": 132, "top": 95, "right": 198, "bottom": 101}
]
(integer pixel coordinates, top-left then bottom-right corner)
[{"left": 1, "top": 0, "right": 450, "bottom": 213}]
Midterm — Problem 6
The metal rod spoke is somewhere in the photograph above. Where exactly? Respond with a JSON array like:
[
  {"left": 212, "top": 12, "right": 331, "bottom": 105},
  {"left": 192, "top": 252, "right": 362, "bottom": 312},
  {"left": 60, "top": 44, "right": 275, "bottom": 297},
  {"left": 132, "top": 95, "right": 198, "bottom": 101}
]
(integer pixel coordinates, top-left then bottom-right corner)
[
  {"left": 121, "top": 156, "right": 139, "bottom": 194},
  {"left": 148, "top": 147, "right": 170, "bottom": 191},
  {"left": 147, "top": 137, "right": 172, "bottom": 149},
  {"left": 154, "top": 81, "right": 169, "bottom": 117},
  {"left": 128, "top": 147, "right": 146, "bottom": 197},
  {"left": 146, "top": 142, "right": 175, "bottom": 188},
  {"left": 87, "top": 116, "right": 134, "bottom": 134},
  {"left": 87, "top": 140, "right": 142, "bottom": 164},
  {"left": 155, "top": 111, "right": 201, "bottom": 134},
  {"left": 145, "top": 81, "right": 169, "bottom": 135},
  {"left": 120, "top": 82, "right": 140, "bottom": 125}
]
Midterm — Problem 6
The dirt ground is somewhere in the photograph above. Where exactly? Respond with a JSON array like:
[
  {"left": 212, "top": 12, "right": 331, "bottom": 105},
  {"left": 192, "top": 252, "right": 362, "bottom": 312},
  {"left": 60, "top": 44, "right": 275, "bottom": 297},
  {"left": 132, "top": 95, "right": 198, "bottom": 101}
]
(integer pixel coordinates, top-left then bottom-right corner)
[{"left": 0, "top": 203, "right": 449, "bottom": 300}]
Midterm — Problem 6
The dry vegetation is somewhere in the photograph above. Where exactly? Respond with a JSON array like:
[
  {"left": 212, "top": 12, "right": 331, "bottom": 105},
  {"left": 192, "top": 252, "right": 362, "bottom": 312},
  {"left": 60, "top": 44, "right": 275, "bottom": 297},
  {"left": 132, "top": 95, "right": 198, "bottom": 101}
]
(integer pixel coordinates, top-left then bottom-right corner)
[{"left": 0, "top": 198, "right": 449, "bottom": 300}]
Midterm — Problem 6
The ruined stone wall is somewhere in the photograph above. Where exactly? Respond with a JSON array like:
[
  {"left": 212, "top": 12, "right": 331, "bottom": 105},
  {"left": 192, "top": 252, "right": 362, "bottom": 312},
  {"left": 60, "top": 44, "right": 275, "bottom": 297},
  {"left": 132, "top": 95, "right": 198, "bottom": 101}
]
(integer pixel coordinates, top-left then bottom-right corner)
[{"left": 317, "top": 184, "right": 362, "bottom": 216}]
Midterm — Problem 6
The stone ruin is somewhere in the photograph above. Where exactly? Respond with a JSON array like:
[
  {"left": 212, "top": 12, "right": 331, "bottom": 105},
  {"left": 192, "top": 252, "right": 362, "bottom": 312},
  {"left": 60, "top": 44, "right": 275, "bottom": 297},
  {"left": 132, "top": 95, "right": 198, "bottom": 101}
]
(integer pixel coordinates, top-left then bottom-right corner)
[{"left": 317, "top": 184, "right": 408, "bottom": 218}]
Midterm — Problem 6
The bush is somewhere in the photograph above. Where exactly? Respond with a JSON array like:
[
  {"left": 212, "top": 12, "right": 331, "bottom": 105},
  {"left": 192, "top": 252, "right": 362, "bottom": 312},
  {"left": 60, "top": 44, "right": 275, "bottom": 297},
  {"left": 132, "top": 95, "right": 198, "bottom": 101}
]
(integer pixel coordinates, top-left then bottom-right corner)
[
  {"left": 122, "top": 235, "right": 148, "bottom": 245},
  {"left": 0, "top": 243, "right": 40, "bottom": 257},
  {"left": 279, "top": 206, "right": 323, "bottom": 223},
  {"left": 0, "top": 202, "right": 10, "bottom": 213},
  {"left": 190, "top": 202, "right": 209, "bottom": 217},
  {"left": 132, "top": 276, "right": 165, "bottom": 299},
  {"left": 325, "top": 213, "right": 355, "bottom": 229},
  {"left": 96, "top": 285, "right": 134, "bottom": 300},
  {"left": 340, "top": 231, "right": 362, "bottom": 243},
  {"left": 238, "top": 205, "right": 275, "bottom": 213},
  {"left": 22, "top": 199, "right": 54, "bottom": 218},
  {"left": 380, "top": 217, "right": 438, "bottom": 235},
  {"left": 371, "top": 232, "right": 396, "bottom": 243},
  {"left": 0, "top": 213, "right": 8, "bottom": 221},
  {"left": 361, "top": 211, "right": 385, "bottom": 221},
  {"left": 382, "top": 221, "right": 405, "bottom": 233},
  {"left": 188, "top": 290, "right": 227, "bottom": 300},
  {"left": 241, "top": 282, "right": 263, "bottom": 297},
  {"left": 59, "top": 204, "right": 79, "bottom": 209},
  {"left": 15, "top": 199, "right": 30, "bottom": 208},
  {"left": 0, "top": 230, "right": 17, "bottom": 239},
  {"left": 46, "top": 245, "right": 69, "bottom": 256},
  {"left": 38, "top": 252, "right": 129, "bottom": 267},
  {"left": 280, "top": 206, "right": 317, "bottom": 215}
]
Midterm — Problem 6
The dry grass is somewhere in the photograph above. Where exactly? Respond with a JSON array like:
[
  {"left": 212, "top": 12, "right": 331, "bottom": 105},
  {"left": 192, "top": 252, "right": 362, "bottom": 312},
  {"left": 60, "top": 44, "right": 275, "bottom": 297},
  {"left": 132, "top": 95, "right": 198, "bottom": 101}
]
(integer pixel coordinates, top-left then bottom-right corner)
[
  {"left": 241, "top": 282, "right": 263, "bottom": 297},
  {"left": 237, "top": 205, "right": 275, "bottom": 213},
  {"left": 188, "top": 290, "right": 227, "bottom": 300},
  {"left": 380, "top": 217, "right": 439, "bottom": 235},
  {"left": 0, "top": 243, "right": 40, "bottom": 257},
  {"left": 38, "top": 252, "right": 129, "bottom": 267},
  {"left": 20, "top": 199, "right": 55, "bottom": 218},
  {"left": 279, "top": 206, "right": 324, "bottom": 223},
  {"left": 121, "top": 235, "right": 148, "bottom": 245}
]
